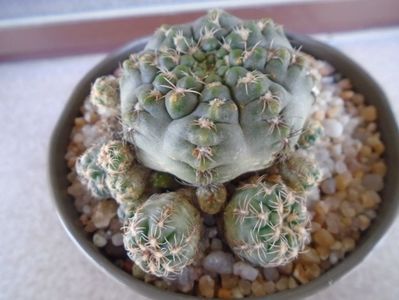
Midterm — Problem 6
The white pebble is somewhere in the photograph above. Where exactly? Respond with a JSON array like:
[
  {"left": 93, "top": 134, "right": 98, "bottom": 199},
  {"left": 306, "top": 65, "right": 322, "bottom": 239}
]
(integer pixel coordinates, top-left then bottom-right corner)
[
  {"left": 111, "top": 233, "right": 124, "bottom": 246},
  {"left": 321, "top": 178, "right": 336, "bottom": 194},
  {"left": 323, "top": 119, "right": 343, "bottom": 138},
  {"left": 363, "top": 174, "right": 384, "bottom": 192},
  {"left": 329, "top": 252, "right": 339, "bottom": 265},
  {"left": 203, "top": 251, "right": 234, "bottom": 274},
  {"left": 335, "top": 160, "right": 348, "bottom": 174},
  {"left": 92, "top": 232, "right": 107, "bottom": 247},
  {"left": 263, "top": 267, "right": 280, "bottom": 281},
  {"left": 233, "top": 261, "right": 259, "bottom": 281}
]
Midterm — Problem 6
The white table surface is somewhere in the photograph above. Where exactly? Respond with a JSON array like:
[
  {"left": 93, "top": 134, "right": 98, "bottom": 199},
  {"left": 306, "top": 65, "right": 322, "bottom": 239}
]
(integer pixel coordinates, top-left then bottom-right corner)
[{"left": 1, "top": 27, "right": 399, "bottom": 300}]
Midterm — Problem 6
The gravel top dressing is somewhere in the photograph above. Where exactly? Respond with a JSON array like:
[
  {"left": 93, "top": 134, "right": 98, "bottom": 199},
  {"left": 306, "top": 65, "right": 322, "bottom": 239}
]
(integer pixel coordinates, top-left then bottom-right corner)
[{"left": 64, "top": 52, "right": 385, "bottom": 298}]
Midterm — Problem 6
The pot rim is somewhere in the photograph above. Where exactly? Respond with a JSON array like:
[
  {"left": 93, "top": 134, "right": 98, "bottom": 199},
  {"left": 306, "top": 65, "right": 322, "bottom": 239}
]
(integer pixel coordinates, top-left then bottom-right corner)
[{"left": 49, "top": 33, "right": 399, "bottom": 300}]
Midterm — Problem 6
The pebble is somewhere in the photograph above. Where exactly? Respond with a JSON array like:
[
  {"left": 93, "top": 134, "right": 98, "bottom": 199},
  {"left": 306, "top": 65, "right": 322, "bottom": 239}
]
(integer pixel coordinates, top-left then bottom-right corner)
[
  {"left": 66, "top": 58, "right": 387, "bottom": 298},
  {"left": 233, "top": 261, "right": 259, "bottom": 281},
  {"left": 92, "top": 232, "right": 107, "bottom": 247},
  {"left": 251, "top": 281, "right": 267, "bottom": 296},
  {"left": 203, "top": 251, "right": 234, "bottom": 274},
  {"left": 313, "top": 229, "right": 335, "bottom": 248},
  {"left": 320, "top": 178, "right": 336, "bottom": 194},
  {"left": 263, "top": 267, "right": 280, "bottom": 281},
  {"left": 323, "top": 119, "right": 343, "bottom": 138},
  {"left": 111, "top": 233, "right": 124, "bottom": 246},
  {"left": 238, "top": 280, "right": 252, "bottom": 296},
  {"left": 91, "top": 200, "right": 117, "bottom": 228},
  {"left": 221, "top": 274, "right": 239, "bottom": 289},
  {"left": 362, "top": 174, "right": 384, "bottom": 192},
  {"left": 275, "top": 276, "right": 289, "bottom": 291}
]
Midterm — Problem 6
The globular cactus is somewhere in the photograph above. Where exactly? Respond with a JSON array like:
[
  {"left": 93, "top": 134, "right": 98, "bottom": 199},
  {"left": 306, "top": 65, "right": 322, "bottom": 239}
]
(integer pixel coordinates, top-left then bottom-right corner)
[
  {"left": 298, "top": 120, "right": 323, "bottom": 149},
  {"left": 277, "top": 153, "right": 321, "bottom": 193},
  {"left": 120, "top": 9, "right": 318, "bottom": 186},
  {"left": 196, "top": 184, "right": 227, "bottom": 214},
  {"left": 75, "top": 144, "right": 111, "bottom": 198},
  {"left": 224, "top": 178, "right": 309, "bottom": 267},
  {"left": 76, "top": 140, "right": 147, "bottom": 206},
  {"left": 106, "top": 165, "right": 149, "bottom": 204},
  {"left": 123, "top": 191, "right": 202, "bottom": 277},
  {"left": 98, "top": 140, "right": 134, "bottom": 174},
  {"left": 90, "top": 75, "right": 120, "bottom": 113}
]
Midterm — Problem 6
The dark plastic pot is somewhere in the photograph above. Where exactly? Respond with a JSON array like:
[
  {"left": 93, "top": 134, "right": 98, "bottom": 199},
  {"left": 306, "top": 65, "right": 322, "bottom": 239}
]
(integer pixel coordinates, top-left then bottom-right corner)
[{"left": 49, "top": 33, "right": 399, "bottom": 299}]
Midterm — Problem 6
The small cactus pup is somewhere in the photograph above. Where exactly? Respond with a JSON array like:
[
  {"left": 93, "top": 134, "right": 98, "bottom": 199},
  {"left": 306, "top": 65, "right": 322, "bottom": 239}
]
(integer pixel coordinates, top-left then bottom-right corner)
[
  {"left": 123, "top": 191, "right": 202, "bottom": 277},
  {"left": 277, "top": 152, "right": 321, "bottom": 193},
  {"left": 90, "top": 75, "right": 120, "bottom": 114},
  {"left": 120, "top": 9, "right": 319, "bottom": 186},
  {"left": 224, "top": 178, "right": 309, "bottom": 267},
  {"left": 196, "top": 184, "right": 227, "bottom": 214},
  {"left": 75, "top": 140, "right": 148, "bottom": 207},
  {"left": 97, "top": 140, "right": 134, "bottom": 174},
  {"left": 75, "top": 144, "right": 111, "bottom": 198},
  {"left": 298, "top": 120, "right": 324, "bottom": 149}
]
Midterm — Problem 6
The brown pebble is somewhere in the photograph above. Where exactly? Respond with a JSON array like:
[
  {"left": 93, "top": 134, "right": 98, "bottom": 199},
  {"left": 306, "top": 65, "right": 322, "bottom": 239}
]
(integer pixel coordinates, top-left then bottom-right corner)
[
  {"left": 299, "top": 248, "right": 321, "bottom": 264},
  {"left": 218, "top": 288, "right": 232, "bottom": 299},
  {"left": 340, "top": 90, "right": 354, "bottom": 101},
  {"left": 371, "top": 161, "right": 387, "bottom": 176},
  {"left": 264, "top": 281, "right": 276, "bottom": 294},
  {"left": 198, "top": 275, "right": 215, "bottom": 299},
  {"left": 361, "top": 190, "right": 381, "bottom": 209},
  {"left": 361, "top": 105, "right": 377, "bottom": 122},
  {"left": 278, "top": 263, "right": 293, "bottom": 275},
  {"left": 251, "top": 281, "right": 267, "bottom": 297},
  {"left": 275, "top": 276, "right": 289, "bottom": 291},
  {"left": 288, "top": 277, "right": 298, "bottom": 289},
  {"left": 316, "top": 246, "right": 330, "bottom": 260},
  {"left": 238, "top": 279, "right": 252, "bottom": 296},
  {"left": 342, "top": 237, "right": 356, "bottom": 252},
  {"left": 221, "top": 274, "right": 239, "bottom": 289},
  {"left": 313, "top": 229, "right": 336, "bottom": 248}
]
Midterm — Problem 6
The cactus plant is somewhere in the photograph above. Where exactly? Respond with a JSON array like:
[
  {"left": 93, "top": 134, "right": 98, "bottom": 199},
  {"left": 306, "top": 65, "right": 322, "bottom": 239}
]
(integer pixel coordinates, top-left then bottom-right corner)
[
  {"left": 73, "top": 10, "right": 325, "bottom": 278},
  {"left": 298, "top": 120, "right": 324, "bottom": 149},
  {"left": 120, "top": 9, "right": 318, "bottom": 186},
  {"left": 123, "top": 191, "right": 202, "bottom": 277},
  {"left": 277, "top": 152, "right": 321, "bottom": 193},
  {"left": 196, "top": 184, "right": 227, "bottom": 214},
  {"left": 90, "top": 75, "right": 119, "bottom": 113},
  {"left": 75, "top": 144, "right": 111, "bottom": 198},
  {"left": 76, "top": 140, "right": 148, "bottom": 205},
  {"left": 224, "top": 177, "right": 309, "bottom": 267}
]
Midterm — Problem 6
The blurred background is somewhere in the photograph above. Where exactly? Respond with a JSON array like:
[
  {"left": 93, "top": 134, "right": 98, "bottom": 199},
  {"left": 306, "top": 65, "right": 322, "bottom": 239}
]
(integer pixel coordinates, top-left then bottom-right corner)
[{"left": 1, "top": 1, "right": 399, "bottom": 300}]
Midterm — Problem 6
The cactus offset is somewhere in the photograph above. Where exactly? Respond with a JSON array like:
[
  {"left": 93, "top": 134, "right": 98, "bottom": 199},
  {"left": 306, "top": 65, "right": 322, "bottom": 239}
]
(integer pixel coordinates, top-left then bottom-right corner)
[
  {"left": 298, "top": 120, "right": 323, "bottom": 149},
  {"left": 76, "top": 140, "right": 148, "bottom": 206},
  {"left": 196, "top": 184, "right": 227, "bottom": 214},
  {"left": 224, "top": 177, "right": 309, "bottom": 267},
  {"left": 75, "top": 144, "right": 111, "bottom": 198},
  {"left": 277, "top": 152, "right": 321, "bottom": 193},
  {"left": 90, "top": 75, "right": 119, "bottom": 113},
  {"left": 123, "top": 191, "right": 202, "bottom": 277},
  {"left": 120, "top": 9, "right": 318, "bottom": 186}
]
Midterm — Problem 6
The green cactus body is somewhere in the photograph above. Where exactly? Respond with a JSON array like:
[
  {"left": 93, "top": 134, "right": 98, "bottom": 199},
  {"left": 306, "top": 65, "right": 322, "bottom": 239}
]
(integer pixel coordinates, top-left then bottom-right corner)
[
  {"left": 97, "top": 140, "right": 134, "bottom": 174},
  {"left": 277, "top": 153, "right": 321, "bottom": 193},
  {"left": 75, "top": 144, "right": 111, "bottom": 198},
  {"left": 224, "top": 179, "right": 309, "bottom": 267},
  {"left": 150, "top": 172, "right": 179, "bottom": 190},
  {"left": 123, "top": 191, "right": 202, "bottom": 277},
  {"left": 120, "top": 10, "right": 317, "bottom": 186},
  {"left": 90, "top": 75, "right": 120, "bottom": 112},
  {"left": 298, "top": 120, "right": 324, "bottom": 149},
  {"left": 106, "top": 165, "right": 150, "bottom": 204},
  {"left": 196, "top": 184, "right": 227, "bottom": 214}
]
